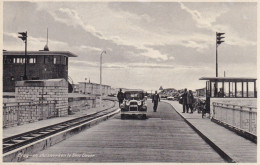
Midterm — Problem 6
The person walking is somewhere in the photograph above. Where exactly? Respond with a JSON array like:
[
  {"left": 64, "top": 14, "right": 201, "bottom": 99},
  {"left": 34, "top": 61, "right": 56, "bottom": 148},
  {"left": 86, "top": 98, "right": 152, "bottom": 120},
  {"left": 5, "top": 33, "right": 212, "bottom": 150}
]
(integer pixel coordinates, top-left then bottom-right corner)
[
  {"left": 181, "top": 88, "right": 188, "bottom": 113},
  {"left": 152, "top": 91, "right": 160, "bottom": 112},
  {"left": 187, "top": 90, "right": 194, "bottom": 113},
  {"left": 117, "top": 89, "right": 124, "bottom": 107}
]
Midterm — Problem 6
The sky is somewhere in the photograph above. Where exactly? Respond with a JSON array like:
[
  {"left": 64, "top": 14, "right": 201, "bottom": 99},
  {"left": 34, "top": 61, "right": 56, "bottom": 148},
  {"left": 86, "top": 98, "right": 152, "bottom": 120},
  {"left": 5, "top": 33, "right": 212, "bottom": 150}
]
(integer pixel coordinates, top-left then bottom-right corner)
[{"left": 3, "top": 1, "right": 257, "bottom": 91}]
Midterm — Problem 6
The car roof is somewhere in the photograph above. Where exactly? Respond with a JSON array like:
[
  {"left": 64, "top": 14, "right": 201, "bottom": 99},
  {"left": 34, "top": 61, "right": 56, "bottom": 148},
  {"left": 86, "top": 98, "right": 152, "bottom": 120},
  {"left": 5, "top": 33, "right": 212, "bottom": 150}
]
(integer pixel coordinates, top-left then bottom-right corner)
[{"left": 124, "top": 89, "right": 144, "bottom": 93}]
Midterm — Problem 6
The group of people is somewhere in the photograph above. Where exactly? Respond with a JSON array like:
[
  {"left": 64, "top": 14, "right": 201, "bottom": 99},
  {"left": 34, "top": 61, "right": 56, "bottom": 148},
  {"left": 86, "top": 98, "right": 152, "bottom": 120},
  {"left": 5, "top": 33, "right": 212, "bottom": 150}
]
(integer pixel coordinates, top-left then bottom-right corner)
[
  {"left": 117, "top": 89, "right": 160, "bottom": 112},
  {"left": 117, "top": 88, "right": 197, "bottom": 114},
  {"left": 180, "top": 88, "right": 194, "bottom": 113}
]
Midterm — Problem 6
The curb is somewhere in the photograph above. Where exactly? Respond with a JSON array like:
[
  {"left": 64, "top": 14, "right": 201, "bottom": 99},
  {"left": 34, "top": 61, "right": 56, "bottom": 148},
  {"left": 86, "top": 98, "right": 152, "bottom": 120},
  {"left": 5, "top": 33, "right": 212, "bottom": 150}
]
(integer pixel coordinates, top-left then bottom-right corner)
[
  {"left": 163, "top": 101, "right": 236, "bottom": 163},
  {"left": 3, "top": 109, "right": 120, "bottom": 162}
]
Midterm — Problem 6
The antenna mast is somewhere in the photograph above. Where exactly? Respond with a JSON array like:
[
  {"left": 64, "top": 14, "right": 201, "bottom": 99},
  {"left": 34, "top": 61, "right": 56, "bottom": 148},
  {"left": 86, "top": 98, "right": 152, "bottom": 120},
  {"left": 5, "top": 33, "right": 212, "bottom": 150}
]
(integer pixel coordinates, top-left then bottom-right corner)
[
  {"left": 47, "top": 28, "right": 48, "bottom": 46},
  {"left": 43, "top": 28, "right": 49, "bottom": 51}
]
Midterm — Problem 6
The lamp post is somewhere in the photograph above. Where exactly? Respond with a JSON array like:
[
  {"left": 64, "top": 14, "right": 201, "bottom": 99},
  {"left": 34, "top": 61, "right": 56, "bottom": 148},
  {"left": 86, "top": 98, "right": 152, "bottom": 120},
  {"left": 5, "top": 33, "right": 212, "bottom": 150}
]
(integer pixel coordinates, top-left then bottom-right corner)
[
  {"left": 99, "top": 50, "right": 106, "bottom": 107},
  {"left": 18, "top": 31, "right": 28, "bottom": 80},
  {"left": 84, "top": 78, "right": 87, "bottom": 94},
  {"left": 215, "top": 32, "right": 225, "bottom": 96},
  {"left": 216, "top": 32, "right": 225, "bottom": 77}
]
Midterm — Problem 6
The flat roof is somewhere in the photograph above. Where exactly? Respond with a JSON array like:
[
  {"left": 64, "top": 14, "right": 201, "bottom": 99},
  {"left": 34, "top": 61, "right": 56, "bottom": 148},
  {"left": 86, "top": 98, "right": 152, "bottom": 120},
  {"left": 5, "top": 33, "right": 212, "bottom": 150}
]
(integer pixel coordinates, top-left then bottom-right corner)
[
  {"left": 24, "top": 79, "right": 65, "bottom": 82},
  {"left": 78, "top": 82, "right": 110, "bottom": 86},
  {"left": 199, "top": 77, "right": 257, "bottom": 82},
  {"left": 3, "top": 50, "right": 77, "bottom": 57}
]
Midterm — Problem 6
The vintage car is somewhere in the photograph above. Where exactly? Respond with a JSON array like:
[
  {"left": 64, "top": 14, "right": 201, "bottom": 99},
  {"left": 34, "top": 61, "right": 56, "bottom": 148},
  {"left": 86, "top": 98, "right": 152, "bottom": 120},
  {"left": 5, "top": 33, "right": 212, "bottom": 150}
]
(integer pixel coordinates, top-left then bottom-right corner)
[
  {"left": 166, "top": 96, "right": 174, "bottom": 100},
  {"left": 120, "top": 89, "right": 147, "bottom": 119}
]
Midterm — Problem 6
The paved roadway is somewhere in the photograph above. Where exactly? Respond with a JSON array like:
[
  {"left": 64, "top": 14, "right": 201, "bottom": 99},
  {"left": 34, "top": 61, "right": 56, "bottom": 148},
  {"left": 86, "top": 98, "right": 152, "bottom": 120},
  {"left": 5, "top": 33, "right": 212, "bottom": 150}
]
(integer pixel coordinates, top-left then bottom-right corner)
[{"left": 25, "top": 101, "right": 225, "bottom": 163}]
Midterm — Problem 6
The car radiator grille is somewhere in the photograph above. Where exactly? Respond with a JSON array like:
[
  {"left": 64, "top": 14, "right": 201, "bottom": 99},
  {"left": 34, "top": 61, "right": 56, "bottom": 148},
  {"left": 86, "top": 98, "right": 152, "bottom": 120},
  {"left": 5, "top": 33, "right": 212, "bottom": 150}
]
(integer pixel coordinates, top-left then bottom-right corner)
[
  {"left": 129, "top": 107, "right": 138, "bottom": 111},
  {"left": 130, "top": 102, "right": 138, "bottom": 105}
]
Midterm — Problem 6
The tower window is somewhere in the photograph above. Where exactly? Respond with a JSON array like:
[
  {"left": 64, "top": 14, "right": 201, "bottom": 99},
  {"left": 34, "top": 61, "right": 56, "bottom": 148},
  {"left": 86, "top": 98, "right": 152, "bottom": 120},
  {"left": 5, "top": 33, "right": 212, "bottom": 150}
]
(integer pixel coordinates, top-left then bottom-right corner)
[{"left": 29, "top": 58, "right": 36, "bottom": 63}]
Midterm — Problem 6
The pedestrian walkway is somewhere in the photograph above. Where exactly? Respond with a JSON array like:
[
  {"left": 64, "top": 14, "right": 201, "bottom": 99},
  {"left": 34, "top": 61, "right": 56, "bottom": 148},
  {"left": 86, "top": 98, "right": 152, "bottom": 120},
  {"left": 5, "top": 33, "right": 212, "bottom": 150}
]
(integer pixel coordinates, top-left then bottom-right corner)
[
  {"left": 3, "top": 100, "right": 118, "bottom": 138},
  {"left": 163, "top": 100, "right": 257, "bottom": 163}
]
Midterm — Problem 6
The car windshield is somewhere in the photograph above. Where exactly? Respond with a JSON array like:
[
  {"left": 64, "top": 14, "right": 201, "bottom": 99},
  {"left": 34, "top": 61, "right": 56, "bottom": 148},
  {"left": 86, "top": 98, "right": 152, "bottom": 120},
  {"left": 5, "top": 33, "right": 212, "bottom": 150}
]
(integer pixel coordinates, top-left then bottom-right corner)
[{"left": 124, "top": 92, "right": 144, "bottom": 100}]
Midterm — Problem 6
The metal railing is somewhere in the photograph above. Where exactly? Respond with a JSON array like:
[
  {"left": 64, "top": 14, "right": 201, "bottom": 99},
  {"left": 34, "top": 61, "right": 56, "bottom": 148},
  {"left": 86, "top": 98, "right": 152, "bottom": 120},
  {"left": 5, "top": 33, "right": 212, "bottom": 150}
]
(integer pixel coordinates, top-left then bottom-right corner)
[
  {"left": 212, "top": 102, "right": 257, "bottom": 135},
  {"left": 3, "top": 101, "right": 57, "bottom": 128}
]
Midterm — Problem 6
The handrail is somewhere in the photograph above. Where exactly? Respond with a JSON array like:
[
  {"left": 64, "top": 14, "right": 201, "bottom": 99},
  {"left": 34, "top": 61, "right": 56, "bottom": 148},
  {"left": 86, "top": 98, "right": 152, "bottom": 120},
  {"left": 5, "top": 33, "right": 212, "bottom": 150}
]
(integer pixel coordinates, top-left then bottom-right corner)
[
  {"left": 212, "top": 102, "right": 256, "bottom": 110},
  {"left": 212, "top": 102, "right": 257, "bottom": 136},
  {"left": 212, "top": 105, "right": 257, "bottom": 114}
]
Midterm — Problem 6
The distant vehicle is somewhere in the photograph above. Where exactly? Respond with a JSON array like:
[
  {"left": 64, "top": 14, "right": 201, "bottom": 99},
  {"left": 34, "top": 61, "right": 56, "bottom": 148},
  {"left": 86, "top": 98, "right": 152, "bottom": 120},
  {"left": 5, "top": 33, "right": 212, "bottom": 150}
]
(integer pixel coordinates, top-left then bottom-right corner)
[
  {"left": 160, "top": 95, "right": 168, "bottom": 99},
  {"left": 174, "top": 95, "right": 180, "bottom": 101},
  {"left": 108, "top": 94, "right": 116, "bottom": 97},
  {"left": 167, "top": 96, "right": 174, "bottom": 100},
  {"left": 120, "top": 90, "right": 147, "bottom": 119}
]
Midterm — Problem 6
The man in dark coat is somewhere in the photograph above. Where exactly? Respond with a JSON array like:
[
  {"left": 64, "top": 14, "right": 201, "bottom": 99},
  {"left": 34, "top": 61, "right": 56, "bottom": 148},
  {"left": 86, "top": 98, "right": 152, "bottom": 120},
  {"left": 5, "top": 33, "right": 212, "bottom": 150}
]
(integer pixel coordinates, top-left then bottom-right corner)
[
  {"left": 152, "top": 91, "right": 160, "bottom": 112},
  {"left": 187, "top": 90, "right": 194, "bottom": 113},
  {"left": 181, "top": 88, "right": 188, "bottom": 113},
  {"left": 117, "top": 89, "right": 124, "bottom": 106}
]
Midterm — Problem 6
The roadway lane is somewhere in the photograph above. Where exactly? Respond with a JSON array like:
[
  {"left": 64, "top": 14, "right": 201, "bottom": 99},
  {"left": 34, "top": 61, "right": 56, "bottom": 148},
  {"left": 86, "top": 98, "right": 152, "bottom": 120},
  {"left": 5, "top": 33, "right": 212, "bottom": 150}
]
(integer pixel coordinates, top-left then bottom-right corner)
[{"left": 25, "top": 100, "right": 225, "bottom": 163}]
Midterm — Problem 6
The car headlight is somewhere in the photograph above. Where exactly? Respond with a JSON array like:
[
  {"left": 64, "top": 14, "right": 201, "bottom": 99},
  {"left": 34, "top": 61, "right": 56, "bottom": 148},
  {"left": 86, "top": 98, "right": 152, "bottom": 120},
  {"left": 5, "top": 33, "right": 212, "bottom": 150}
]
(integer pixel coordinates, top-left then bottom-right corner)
[
  {"left": 137, "top": 101, "right": 142, "bottom": 106},
  {"left": 126, "top": 101, "right": 130, "bottom": 106},
  {"left": 120, "top": 103, "right": 125, "bottom": 109}
]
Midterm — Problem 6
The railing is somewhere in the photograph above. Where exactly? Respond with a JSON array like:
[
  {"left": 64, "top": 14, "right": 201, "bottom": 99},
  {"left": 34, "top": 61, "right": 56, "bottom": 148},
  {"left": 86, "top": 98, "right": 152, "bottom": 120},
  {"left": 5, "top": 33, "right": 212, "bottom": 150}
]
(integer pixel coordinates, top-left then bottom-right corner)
[
  {"left": 3, "top": 101, "right": 57, "bottom": 128},
  {"left": 212, "top": 102, "right": 257, "bottom": 135}
]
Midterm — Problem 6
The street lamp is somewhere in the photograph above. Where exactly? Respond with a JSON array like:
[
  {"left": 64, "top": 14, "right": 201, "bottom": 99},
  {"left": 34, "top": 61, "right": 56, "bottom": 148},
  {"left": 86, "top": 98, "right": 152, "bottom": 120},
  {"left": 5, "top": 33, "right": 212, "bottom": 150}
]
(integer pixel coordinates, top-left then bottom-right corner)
[
  {"left": 99, "top": 50, "right": 106, "bottom": 107},
  {"left": 18, "top": 31, "right": 28, "bottom": 80},
  {"left": 216, "top": 32, "right": 225, "bottom": 77},
  {"left": 84, "top": 78, "right": 87, "bottom": 94},
  {"left": 215, "top": 32, "right": 225, "bottom": 96}
]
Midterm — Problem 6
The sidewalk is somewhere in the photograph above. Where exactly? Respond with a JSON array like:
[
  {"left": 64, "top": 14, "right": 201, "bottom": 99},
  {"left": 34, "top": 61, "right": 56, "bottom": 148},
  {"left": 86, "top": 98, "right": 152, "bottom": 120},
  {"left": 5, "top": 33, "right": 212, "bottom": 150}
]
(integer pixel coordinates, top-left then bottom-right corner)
[
  {"left": 3, "top": 100, "right": 118, "bottom": 139},
  {"left": 163, "top": 100, "right": 257, "bottom": 163}
]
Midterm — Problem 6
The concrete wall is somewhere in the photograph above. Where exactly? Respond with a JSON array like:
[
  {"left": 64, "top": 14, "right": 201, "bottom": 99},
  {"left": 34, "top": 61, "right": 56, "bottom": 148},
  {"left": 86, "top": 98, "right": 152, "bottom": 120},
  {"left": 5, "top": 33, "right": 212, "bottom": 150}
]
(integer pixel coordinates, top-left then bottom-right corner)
[
  {"left": 68, "top": 97, "right": 96, "bottom": 112},
  {"left": 78, "top": 82, "right": 111, "bottom": 96},
  {"left": 15, "top": 79, "right": 68, "bottom": 117}
]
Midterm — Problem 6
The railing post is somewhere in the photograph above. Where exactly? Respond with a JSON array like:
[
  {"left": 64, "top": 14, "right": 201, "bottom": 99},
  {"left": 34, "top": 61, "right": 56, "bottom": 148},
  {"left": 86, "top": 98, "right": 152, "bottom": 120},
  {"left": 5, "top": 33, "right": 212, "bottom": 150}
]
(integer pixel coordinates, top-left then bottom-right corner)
[
  {"left": 240, "top": 106, "right": 242, "bottom": 129},
  {"left": 232, "top": 105, "right": 235, "bottom": 126},
  {"left": 222, "top": 105, "right": 228, "bottom": 123},
  {"left": 3, "top": 104, "right": 7, "bottom": 127},
  {"left": 55, "top": 100, "right": 58, "bottom": 117},
  {"left": 47, "top": 101, "right": 49, "bottom": 118},
  {"left": 212, "top": 102, "right": 215, "bottom": 119},
  {"left": 41, "top": 101, "right": 43, "bottom": 120},
  {"left": 8, "top": 107, "right": 10, "bottom": 127},
  {"left": 17, "top": 103, "right": 20, "bottom": 126},
  {"left": 249, "top": 108, "right": 252, "bottom": 133},
  {"left": 220, "top": 104, "right": 223, "bottom": 122},
  {"left": 30, "top": 103, "right": 33, "bottom": 122},
  {"left": 17, "top": 103, "right": 21, "bottom": 125}
]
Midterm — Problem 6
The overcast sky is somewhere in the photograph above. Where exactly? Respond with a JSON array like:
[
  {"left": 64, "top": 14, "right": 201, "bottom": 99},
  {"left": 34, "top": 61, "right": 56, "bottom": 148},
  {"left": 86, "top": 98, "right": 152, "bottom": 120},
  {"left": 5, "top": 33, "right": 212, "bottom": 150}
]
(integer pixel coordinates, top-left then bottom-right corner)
[{"left": 3, "top": 1, "right": 257, "bottom": 91}]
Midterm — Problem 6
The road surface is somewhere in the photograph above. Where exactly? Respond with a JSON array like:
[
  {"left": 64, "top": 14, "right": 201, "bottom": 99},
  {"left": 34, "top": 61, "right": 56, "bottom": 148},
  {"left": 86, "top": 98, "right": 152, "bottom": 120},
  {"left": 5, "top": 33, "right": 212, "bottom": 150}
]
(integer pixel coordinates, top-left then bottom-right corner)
[{"left": 25, "top": 101, "right": 225, "bottom": 163}]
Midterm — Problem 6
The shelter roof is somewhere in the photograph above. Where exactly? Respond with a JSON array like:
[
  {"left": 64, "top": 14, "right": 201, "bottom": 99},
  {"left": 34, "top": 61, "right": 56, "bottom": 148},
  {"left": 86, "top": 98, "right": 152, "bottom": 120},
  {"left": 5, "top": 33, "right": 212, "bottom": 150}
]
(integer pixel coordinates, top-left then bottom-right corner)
[
  {"left": 199, "top": 77, "right": 256, "bottom": 82},
  {"left": 3, "top": 50, "right": 77, "bottom": 57}
]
